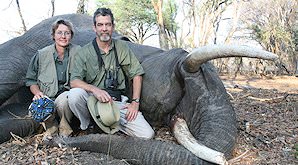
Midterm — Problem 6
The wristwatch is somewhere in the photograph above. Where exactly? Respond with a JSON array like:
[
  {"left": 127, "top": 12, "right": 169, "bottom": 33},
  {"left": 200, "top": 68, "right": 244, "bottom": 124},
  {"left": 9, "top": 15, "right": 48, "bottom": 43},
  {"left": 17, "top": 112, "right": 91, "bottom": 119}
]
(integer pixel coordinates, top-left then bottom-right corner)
[{"left": 132, "top": 98, "right": 140, "bottom": 103}]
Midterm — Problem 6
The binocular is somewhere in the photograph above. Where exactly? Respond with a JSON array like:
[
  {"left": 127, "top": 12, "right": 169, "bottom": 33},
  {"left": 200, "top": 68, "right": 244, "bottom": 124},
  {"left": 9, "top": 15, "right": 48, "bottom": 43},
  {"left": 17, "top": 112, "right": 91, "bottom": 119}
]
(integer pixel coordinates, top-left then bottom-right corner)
[{"left": 104, "top": 70, "right": 118, "bottom": 89}]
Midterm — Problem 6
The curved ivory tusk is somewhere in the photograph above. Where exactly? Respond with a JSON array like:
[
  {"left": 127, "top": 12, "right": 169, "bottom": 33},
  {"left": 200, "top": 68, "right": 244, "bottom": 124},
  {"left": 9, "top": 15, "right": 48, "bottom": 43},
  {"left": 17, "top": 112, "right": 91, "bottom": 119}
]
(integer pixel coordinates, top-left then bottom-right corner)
[
  {"left": 173, "top": 117, "right": 228, "bottom": 165},
  {"left": 184, "top": 45, "right": 278, "bottom": 72}
]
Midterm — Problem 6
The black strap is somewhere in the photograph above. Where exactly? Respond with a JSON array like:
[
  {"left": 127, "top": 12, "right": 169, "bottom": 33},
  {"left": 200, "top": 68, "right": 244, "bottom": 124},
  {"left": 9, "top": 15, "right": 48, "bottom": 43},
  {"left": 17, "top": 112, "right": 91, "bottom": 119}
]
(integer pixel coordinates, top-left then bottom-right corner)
[
  {"left": 92, "top": 38, "right": 120, "bottom": 70},
  {"left": 92, "top": 38, "right": 131, "bottom": 99},
  {"left": 92, "top": 38, "right": 103, "bottom": 68}
]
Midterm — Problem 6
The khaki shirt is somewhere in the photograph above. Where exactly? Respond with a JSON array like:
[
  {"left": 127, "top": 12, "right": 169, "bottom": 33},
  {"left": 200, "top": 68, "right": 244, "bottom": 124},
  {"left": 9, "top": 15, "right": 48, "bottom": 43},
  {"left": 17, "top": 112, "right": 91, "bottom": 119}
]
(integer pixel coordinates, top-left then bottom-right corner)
[
  {"left": 70, "top": 39, "right": 144, "bottom": 90},
  {"left": 26, "top": 44, "right": 80, "bottom": 98}
]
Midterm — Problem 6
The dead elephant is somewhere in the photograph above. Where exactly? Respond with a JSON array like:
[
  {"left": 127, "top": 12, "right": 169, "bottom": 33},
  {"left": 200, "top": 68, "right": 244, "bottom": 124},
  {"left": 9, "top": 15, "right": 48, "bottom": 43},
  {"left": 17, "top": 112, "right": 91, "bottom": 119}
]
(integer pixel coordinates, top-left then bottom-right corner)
[{"left": 0, "top": 14, "right": 277, "bottom": 164}]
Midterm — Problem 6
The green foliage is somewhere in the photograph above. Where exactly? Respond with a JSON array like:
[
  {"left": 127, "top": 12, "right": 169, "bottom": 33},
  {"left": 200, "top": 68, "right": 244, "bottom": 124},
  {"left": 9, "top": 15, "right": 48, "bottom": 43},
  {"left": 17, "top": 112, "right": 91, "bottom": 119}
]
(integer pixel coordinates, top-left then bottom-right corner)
[
  {"left": 114, "top": 1, "right": 156, "bottom": 31},
  {"left": 295, "top": 144, "right": 298, "bottom": 159},
  {"left": 251, "top": 24, "right": 293, "bottom": 51},
  {"left": 95, "top": 0, "right": 156, "bottom": 43},
  {"left": 95, "top": 0, "right": 178, "bottom": 46},
  {"left": 241, "top": 0, "right": 298, "bottom": 74},
  {"left": 163, "top": 1, "right": 177, "bottom": 30},
  {"left": 200, "top": 0, "right": 233, "bottom": 12},
  {"left": 246, "top": 0, "right": 296, "bottom": 51},
  {"left": 294, "top": 25, "right": 298, "bottom": 51}
]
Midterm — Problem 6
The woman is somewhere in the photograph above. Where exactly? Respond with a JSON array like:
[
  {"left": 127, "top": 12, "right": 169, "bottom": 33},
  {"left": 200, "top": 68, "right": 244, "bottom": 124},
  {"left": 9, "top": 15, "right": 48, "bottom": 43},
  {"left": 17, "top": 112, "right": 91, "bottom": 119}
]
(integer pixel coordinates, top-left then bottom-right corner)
[{"left": 26, "top": 19, "right": 80, "bottom": 139}]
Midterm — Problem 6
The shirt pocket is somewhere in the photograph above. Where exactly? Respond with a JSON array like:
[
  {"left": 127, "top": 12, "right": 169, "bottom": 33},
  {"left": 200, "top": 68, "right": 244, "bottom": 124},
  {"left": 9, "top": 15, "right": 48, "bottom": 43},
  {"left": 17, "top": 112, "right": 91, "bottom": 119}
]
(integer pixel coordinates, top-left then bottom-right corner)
[
  {"left": 86, "top": 62, "right": 101, "bottom": 83},
  {"left": 117, "top": 68, "right": 125, "bottom": 86},
  {"left": 38, "top": 75, "right": 54, "bottom": 95}
]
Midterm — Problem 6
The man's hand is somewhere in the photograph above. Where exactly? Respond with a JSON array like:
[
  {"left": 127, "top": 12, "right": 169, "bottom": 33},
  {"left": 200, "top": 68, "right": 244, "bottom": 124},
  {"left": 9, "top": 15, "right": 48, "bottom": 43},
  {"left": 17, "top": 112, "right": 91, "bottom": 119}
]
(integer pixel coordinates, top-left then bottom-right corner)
[
  {"left": 123, "top": 101, "right": 139, "bottom": 122},
  {"left": 92, "top": 87, "right": 112, "bottom": 103},
  {"left": 71, "top": 79, "right": 112, "bottom": 103}
]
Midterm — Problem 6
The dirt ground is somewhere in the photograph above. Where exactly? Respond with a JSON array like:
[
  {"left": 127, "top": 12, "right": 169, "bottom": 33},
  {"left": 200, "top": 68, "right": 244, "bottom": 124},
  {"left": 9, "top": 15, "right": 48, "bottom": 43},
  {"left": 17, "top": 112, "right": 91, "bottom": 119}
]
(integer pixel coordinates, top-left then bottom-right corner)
[
  {"left": 0, "top": 75, "right": 297, "bottom": 164},
  {"left": 221, "top": 75, "right": 298, "bottom": 94},
  {"left": 222, "top": 75, "right": 298, "bottom": 165}
]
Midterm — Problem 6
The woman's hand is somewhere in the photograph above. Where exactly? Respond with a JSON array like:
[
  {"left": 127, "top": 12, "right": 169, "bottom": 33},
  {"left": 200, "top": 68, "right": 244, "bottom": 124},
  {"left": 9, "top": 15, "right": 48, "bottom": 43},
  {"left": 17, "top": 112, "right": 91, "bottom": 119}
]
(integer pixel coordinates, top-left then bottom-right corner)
[{"left": 33, "top": 91, "right": 44, "bottom": 100}]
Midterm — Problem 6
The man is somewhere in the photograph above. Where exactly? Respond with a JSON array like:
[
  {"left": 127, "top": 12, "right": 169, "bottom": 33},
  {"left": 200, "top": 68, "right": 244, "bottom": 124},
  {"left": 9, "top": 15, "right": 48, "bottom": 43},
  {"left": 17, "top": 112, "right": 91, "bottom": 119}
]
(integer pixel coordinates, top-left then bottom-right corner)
[
  {"left": 68, "top": 8, "right": 154, "bottom": 139},
  {"left": 26, "top": 19, "right": 80, "bottom": 139}
]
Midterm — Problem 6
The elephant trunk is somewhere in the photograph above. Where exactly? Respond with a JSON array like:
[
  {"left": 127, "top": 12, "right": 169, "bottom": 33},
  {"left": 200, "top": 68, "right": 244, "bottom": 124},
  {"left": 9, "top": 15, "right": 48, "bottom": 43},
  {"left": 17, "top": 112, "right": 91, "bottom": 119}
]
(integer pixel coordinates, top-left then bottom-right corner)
[
  {"left": 0, "top": 103, "right": 39, "bottom": 144},
  {"left": 0, "top": 118, "right": 39, "bottom": 143},
  {"left": 171, "top": 62, "right": 238, "bottom": 164},
  {"left": 183, "top": 45, "right": 278, "bottom": 73},
  {"left": 52, "top": 134, "right": 211, "bottom": 165}
]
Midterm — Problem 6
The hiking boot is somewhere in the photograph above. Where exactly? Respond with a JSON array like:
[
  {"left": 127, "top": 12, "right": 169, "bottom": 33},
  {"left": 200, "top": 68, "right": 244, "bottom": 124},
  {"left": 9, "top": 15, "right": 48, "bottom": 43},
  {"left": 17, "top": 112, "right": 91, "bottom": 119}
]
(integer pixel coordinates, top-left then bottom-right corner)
[
  {"left": 42, "top": 124, "right": 58, "bottom": 141},
  {"left": 75, "top": 124, "right": 98, "bottom": 136}
]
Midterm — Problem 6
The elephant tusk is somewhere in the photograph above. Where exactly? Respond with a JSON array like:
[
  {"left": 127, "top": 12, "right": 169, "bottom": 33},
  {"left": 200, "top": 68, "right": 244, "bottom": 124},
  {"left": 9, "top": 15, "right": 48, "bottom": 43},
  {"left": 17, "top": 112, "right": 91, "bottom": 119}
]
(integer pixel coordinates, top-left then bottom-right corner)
[
  {"left": 172, "top": 117, "right": 228, "bottom": 165},
  {"left": 184, "top": 45, "right": 278, "bottom": 73}
]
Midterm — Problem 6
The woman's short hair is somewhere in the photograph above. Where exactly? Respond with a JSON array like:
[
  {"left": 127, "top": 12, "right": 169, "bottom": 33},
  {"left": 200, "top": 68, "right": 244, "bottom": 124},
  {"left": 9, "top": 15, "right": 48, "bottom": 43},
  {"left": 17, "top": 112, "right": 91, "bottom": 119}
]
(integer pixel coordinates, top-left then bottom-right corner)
[{"left": 51, "top": 19, "right": 74, "bottom": 40}]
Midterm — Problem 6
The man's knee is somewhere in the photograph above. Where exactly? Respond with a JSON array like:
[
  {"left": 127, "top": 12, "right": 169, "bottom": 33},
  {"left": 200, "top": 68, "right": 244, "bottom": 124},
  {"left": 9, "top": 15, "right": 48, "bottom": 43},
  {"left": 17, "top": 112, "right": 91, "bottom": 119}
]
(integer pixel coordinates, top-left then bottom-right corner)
[
  {"left": 141, "top": 128, "right": 155, "bottom": 139},
  {"left": 134, "top": 123, "right": 155, "bottom": 139}
]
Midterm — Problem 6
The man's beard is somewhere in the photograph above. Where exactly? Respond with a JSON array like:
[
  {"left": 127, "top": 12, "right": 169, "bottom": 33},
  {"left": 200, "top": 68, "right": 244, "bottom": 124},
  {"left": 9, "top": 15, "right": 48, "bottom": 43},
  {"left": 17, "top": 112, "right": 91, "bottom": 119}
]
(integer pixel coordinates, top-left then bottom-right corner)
[{"left": 98, "top": 32, "right": 111, "bottom": 42}]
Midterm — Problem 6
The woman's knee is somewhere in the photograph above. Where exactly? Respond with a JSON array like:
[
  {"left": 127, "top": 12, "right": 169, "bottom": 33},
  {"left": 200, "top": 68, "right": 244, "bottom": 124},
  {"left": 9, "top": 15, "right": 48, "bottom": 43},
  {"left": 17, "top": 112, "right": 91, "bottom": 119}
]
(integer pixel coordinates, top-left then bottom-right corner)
[
  {"left": 68, "top": 88, "right": 88, "bottom": 103},
  {"left": 55, "top": 91, "right": 68, "bottom": 108}
]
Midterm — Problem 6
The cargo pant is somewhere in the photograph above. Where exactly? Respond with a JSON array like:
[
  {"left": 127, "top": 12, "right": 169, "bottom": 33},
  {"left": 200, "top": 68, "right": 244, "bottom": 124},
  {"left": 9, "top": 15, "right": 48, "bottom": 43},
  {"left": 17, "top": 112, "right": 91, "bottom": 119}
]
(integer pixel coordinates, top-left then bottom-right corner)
[
  {"left": 68, "top": 88, "right": 155, "bottom": 139},
  {"left": 40, "top": 91, "right": 74, "bottom": 138}
]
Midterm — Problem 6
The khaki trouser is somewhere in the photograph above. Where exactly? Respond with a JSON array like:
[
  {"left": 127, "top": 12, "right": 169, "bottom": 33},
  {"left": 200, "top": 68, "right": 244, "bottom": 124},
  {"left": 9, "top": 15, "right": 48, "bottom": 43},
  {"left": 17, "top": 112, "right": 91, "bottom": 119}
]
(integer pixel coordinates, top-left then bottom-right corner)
[
  {"left": 68, "top": 88, "right": 155, "bottom": 139},
  {"left": 43, "top": 91, "right": 74, "bottom": 137}
]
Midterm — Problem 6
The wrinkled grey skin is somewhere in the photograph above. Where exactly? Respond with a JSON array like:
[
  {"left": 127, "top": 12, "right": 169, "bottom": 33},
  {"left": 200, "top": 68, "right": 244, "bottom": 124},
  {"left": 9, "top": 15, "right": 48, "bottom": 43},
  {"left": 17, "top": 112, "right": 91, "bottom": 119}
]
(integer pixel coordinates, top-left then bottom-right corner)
[{"left": 0, "top": 14, "right": 237, "bottom": 164}]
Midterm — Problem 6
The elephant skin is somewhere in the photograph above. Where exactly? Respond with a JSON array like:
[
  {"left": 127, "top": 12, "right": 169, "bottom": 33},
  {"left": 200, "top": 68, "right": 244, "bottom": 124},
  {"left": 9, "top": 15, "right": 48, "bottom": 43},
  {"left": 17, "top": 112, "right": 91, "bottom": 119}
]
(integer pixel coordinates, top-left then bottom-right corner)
[
  {"left": 0, "top": 103, "right": 39, "bottom": 143},
  {"left": 0, "top": 14, "right": 278, "bottom": 164},
  {"left": 51, "top": 134, "right": 207, "bottom": 165}
]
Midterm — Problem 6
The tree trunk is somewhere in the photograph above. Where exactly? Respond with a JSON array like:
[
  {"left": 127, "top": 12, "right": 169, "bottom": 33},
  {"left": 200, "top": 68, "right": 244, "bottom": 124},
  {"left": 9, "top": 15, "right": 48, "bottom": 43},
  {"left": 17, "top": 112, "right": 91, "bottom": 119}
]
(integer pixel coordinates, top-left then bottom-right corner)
[
  {"left": 76, "top": 0, "right": 85, "bottom": 14},
  {"left": 51, "top": 0, "right": 55, "bottom": 17},
  {"left": 295, "top": 60, "right": 298, "bottom": 76},
  {"left": 224, "top": 2, "right": 239, "bottom": 44},
  {"left": 189, "top": 0, "right": 196, "bottom": 48},
  {"left": 152, "top": 0, "right": 169, "bottom": 50},
  {"left": 234, "top": 57, "right": 243, "bottom": 78},
  {"left": 15, "top": 0, "right": 27, "bottom": 33}
]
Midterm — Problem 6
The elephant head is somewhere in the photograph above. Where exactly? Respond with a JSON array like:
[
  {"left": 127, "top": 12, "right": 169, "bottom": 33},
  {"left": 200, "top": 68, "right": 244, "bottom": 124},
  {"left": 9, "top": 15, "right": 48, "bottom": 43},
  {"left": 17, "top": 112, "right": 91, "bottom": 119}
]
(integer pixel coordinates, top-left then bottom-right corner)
[{"left": 0, "top": 14, "right": 277, "bottom": 164}]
